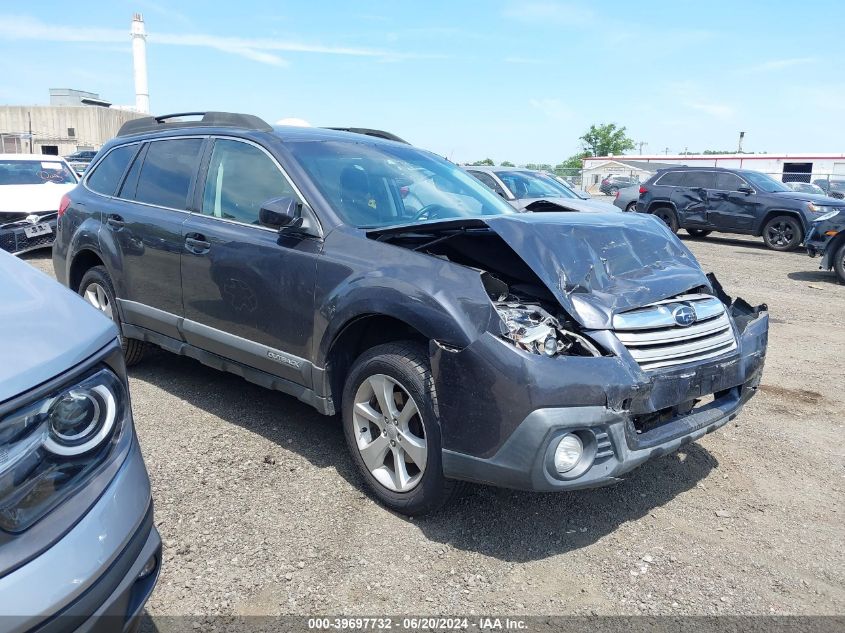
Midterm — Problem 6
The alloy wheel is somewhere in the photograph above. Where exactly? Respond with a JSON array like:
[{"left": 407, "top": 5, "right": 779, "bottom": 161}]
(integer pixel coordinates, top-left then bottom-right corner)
[
  {"left": 352, "top": 374, "right": 427, "bottom": 492},
  {"left": 83, "top": 283, "right": 114, "bottom": 320},
  {"left": 767, "top": 221, "right": 795, "bottom": 248}
]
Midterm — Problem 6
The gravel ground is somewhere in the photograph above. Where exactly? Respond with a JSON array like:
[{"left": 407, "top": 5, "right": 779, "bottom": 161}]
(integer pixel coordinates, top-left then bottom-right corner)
[{"left": 21, "top": 232, "right": 845, "bottom": 617}]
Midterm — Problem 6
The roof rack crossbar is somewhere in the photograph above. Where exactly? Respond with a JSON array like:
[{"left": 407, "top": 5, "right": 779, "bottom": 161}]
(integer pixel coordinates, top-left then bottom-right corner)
[{"left": 117, "top": 111, "right": 273, "bottom": 137}]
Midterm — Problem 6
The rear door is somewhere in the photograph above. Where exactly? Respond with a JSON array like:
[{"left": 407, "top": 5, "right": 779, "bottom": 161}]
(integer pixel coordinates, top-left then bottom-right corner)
[
  {"left": 675, "top": 171, "right": 715, "bottom": 227},
  {"left": 708, "top": 171, "right": 757, "bottom": 230},
  {"left": 101, "top": 136, "right": 204, "bottom": 338},
  {"left": 180, "top": 137, "right": 320, "bottom": 387}
]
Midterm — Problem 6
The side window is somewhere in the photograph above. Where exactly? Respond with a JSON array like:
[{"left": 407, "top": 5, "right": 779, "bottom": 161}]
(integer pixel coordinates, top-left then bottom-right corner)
[
  {"left": 135, "top": 138, "right": 203, "bottom": 210},
  {"left": 715, "top": 172, "right": 745, "bottom": 191},
  {"left": 683, "top": 171, "right": 716, "bottom": 189},
  {"left": 86, "top": 144, "right": 138, "bottom": 196},
  {"left": 655, "top": 171, "right": 685, "bottom": 186},
  {"left": 470, "top": 171, "right": 506, "bottom": 197},
  {"left": 202, "top": 139, "right": 296, "bottom": 224}
]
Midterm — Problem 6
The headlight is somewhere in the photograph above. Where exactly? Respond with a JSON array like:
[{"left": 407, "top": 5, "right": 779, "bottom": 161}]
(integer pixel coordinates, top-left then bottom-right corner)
[
  {"left": 495, "top": 302, "right": 601, "bottom": 357},
  {"left": 0, "top": 368, "right": 127, "bottom": 532},
  {"left": 554, "top": 433, "right": 584, "bottom": 473},
  {"left": 813, "top": 209, "right": 842, "bottom": 222},
  {"left": 807, "top": 203, "right": 840, "bottom": 216}
]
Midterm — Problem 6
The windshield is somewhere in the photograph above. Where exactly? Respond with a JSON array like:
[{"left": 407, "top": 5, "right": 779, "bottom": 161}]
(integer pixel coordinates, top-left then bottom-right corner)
[
  {"left": 741, "top": 170, "right": 790, "bottom": 193},
  {"left": 0, "top": 160, "right": 77, "bottom": 186},
  {"left": 285, "top": 140, "right": 515, "bottom": 228},
  {"left": 496, "top": 170, "right": 576, "bottom": 199}
]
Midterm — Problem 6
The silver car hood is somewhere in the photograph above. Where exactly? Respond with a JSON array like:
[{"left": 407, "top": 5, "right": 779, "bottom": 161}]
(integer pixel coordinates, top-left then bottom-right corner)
[{"left": 0, "top": 252, "right": 116, "bottom": 403}]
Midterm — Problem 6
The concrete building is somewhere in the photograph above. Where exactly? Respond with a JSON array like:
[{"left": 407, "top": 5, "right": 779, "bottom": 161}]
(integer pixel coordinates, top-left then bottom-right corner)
[
  {"left": 583, "top": 153, "right": 845, "bottom": 184},
  {"left": 0, "top": 90, "right": 145, "bottom": 155}
]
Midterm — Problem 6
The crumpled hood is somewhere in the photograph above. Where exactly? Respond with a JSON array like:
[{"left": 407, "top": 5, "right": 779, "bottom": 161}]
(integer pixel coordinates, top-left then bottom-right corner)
[
  {"left": 483, "top": 212, "right": 712, "bottom": 329},
  {"left": 0, "top": 252, "right": 116, "bottom": 404},
  {"left": 0, "top": 183, "right": 76, "bottom": 215}
]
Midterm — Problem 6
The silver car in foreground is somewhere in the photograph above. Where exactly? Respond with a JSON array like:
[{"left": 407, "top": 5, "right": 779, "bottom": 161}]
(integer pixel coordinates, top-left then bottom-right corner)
[
  {"left": 465, "top": 165, "right": 619, "bottom": 213},
  {"left": 0, "top": 252, "right": 159, "bottom": 631}
]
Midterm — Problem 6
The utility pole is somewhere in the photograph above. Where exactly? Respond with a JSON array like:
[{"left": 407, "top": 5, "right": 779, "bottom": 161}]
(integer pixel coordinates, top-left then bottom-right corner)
[
  {"left": 636, "top": 141, "right": 647, "bottom": 154},
  {"left": 737, "top": 131, "right": 745, "bottom": 154},
  {"left": 664, "top": 147, "right": 670, "bottom": 155},
  {"left": 28, "top": 111, "right": 32, "bottom": 153}
]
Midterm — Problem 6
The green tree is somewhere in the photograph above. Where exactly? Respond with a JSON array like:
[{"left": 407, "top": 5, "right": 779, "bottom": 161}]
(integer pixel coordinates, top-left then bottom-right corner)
[
  {"left": 500, "top": 160, "right": 515, "bottom": 167},
  {"left": 579, "top": 123, "right": 635, "bottom": 157},
  {"left": 524, "top": 163, "right": 553, "bottom": 171},
  {"left": 556, "top": 152, "right": 590, "bottom": 171},
  {"left": 469, "top": 158, "right": 495, "bottom": 166}
]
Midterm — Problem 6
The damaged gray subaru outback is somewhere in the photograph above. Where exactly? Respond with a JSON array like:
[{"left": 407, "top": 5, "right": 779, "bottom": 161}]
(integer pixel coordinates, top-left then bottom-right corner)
[{"left": 53, "top": 113, "right": 769, "bottom": 515}]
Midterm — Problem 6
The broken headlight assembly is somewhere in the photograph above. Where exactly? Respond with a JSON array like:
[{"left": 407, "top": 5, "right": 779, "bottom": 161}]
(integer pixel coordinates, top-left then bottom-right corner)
[
  {"left": 0, "top": 368, "right": 129, "bottom": 532},
  {"left": 494, "top": 301, "right": 601, "bottom": 357}
]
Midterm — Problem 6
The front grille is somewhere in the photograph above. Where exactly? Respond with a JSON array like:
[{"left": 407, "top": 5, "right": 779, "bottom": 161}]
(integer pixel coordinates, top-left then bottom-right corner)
[
  {"left": 612, "top": 294, "right": 737, "bottom": 371},
  {"left": 0, "top": 226, "right": 55, "bottom": 254}
]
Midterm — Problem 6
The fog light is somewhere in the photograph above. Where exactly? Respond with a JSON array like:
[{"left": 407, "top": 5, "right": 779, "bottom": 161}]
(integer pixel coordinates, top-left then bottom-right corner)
[
  {"left": 137, "top": 555, "right": 157, "bottom": 579},
  {"left": 554, "top": 433, "right": 583, "bottom": 473}
]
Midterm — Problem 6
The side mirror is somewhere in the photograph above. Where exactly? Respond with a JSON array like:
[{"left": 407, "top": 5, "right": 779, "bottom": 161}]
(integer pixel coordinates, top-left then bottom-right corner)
[
  {"left": 737, "top": 185, "right": 753, "bottom": 195},
  {"left": 259, "top": 196, "right": 303, "bottom": 230}
]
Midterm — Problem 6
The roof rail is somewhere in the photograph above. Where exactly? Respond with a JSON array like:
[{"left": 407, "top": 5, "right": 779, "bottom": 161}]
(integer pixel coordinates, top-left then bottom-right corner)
[
  {"left": 117, "top": 111, "right": 273, "bottom": 137},
  {"left": 325, "top": 127, "right": 410, "bottom": 144}
]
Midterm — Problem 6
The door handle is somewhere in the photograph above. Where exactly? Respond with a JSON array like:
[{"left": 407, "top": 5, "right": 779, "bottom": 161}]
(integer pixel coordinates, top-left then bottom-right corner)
[
  {"left": 185, "top": 233, "right": 211, "bottom": 254},
  {"left": 106, "top": 214, "right": 124, "bottom": 229}
]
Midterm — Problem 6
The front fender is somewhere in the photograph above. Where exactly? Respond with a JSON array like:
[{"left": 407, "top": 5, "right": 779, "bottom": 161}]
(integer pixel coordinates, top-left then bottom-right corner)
[{"left": 312, "top": 229, "right": 499, "bottom": 367}]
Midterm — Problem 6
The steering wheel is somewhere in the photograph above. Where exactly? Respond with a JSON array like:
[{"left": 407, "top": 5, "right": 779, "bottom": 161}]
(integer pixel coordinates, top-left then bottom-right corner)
[{"left": 412, "top": 204, "right": 448, "bottom": 222}]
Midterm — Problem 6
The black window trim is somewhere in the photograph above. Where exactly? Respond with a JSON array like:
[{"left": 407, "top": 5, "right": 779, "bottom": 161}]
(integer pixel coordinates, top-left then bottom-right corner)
[
  {"left": 83, "top": 135, "right": 206, "bottom": 213},
  {"left": 193, "top": 135, "right": 323, "bottom": 238},
  {"left": 82, "top": 141, "right": 143, "bottom": 198}
]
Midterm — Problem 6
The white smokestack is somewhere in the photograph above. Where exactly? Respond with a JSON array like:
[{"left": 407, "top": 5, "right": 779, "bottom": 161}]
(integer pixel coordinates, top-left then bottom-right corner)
[{"left": 131, "top": 13, "right": 149, "bottom": 114}]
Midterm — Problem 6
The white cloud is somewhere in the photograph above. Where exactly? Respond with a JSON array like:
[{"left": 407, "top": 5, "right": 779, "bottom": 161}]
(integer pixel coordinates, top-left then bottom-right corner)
[
  {"left": 686, "top": 102, "right": 734, "bottom": 118},
  {"left": 0, "top": 14, "right": 424, "bottom": 67}
]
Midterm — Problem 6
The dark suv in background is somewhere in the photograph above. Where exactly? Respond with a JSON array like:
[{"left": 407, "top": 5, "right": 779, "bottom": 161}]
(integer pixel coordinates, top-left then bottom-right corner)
[
  {"left": 53, "top": 112, "right": 768, "bottom": 516},
  {"left": 636, "top": 166, "right": 845, "bottom": 251},
  {"left": 599, "top": 175, "right": 638, "bottom": 195}
]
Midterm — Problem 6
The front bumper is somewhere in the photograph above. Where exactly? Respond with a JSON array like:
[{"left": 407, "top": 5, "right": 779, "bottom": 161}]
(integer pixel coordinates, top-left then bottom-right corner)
[
  {"left": 0, "top": 440, "right": 161, "bottom": 633},
  {"left": 433, "top": 303, "right": 768, "bottom": 492},
  {"left": 0, "top": 214, "right": 58, "bottom": 255},
  {"left": 805, "top": 221, "right": 843, "bottom": 269}
]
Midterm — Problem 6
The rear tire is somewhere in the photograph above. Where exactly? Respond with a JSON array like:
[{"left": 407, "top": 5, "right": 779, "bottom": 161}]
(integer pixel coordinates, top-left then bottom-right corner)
[
  {"left": 652, "top": 206, "right": 679, "bottom": 233},
  {"left": 762, "top": 215, "right": 803, "bottom": 251},
  {"left": 834, "top": 242, "right": 845, "bottom": 284},
  {"left": 625, "top": 201, "right": 637, "bottom": 213},
  {"left": 342, "top": 341, "right": 463, "bottom": 516},
  {"left": 78, "top": 266, "right": 146, "bottom": 366},
  {"left": 686, "top": 228, "right": 712, "bottom": 238}
]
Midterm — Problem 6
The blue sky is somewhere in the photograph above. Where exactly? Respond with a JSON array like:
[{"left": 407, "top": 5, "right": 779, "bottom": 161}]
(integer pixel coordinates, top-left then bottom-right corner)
[{"left": 1, "top": 0, "right": 843, "bottom": 164}]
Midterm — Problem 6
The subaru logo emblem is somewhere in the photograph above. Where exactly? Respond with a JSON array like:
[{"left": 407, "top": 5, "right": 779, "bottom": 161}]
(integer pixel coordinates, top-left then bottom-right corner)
[{"left": 672, "top": 305, "right": 696, "bottom": 327}]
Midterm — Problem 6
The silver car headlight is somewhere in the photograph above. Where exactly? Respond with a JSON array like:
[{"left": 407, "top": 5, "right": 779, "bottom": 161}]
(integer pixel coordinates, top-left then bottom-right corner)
[
  {"left": 494, "top": 302, "right": 601, "bottom": 357},
  {"left": 0, "top": 368, "right": 128, "bottom": 532}
]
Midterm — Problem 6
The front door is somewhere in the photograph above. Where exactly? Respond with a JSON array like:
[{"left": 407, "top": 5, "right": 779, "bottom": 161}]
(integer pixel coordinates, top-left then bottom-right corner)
[
  {"left": 708, "top": 172, "right": 757, "bottom": 230},
  {"left": 180, "top": 137, "right": 320, "bottom": 387}
]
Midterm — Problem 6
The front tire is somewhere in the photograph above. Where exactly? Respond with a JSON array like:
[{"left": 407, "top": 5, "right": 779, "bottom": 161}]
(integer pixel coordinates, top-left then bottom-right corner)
[
  {"left": 342, "top": 341, "right": 462, "bottom": 515},
  {"left": 762, "top": 215, "right": 803, "bottom": 251},
  {"left": 652, "top": 206, "right": 679, "bottom": 233},
  {"left": 79, "top": 266, "right": 146, "bottom": 366},
  {"left": 834, "top": 242, "right": 845, "bottom": 284}
]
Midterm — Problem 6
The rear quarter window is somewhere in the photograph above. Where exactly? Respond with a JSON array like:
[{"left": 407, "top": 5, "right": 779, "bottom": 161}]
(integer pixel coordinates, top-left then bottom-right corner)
[
  {"left": 86, "top": 144, "right": 138, "bottom": 195},
  {"left": 654, "top": 171, "right": 685, "bottom": 186}
]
